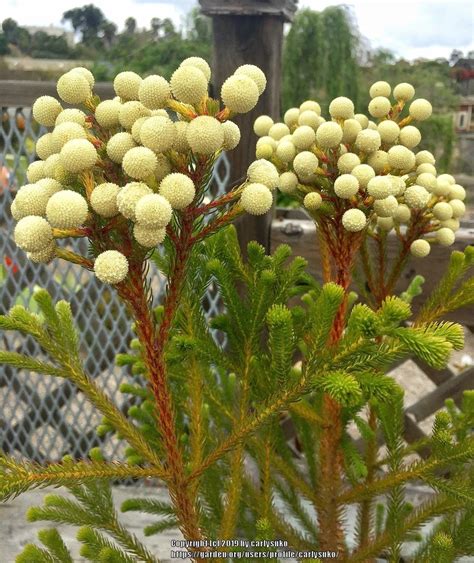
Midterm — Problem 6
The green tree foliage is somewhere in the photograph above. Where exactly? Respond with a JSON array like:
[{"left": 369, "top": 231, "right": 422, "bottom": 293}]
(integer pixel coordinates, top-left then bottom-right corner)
[{"left": 62, "top": 4, "right": 106, "bottom": 44}]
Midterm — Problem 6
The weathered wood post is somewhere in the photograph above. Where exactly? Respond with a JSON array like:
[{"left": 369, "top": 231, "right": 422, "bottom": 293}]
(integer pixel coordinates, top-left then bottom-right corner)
[{"left": 199, "top": 0, "right": 297, "bottom": 252}]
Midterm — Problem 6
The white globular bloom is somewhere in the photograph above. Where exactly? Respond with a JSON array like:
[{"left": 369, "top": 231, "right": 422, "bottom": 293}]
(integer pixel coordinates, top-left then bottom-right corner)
[
  {"left": 399, "top": 125, "right": 421, "bottom": 149},
  {"left": 248, "top": 160, "right": 279, "bottom": 190},
  {"left": 417, "top": 172, "right": 437, "bottom": 191},
  {"left": 180, "top": 57, "right": 211, "bottom": 81},
  {"left": 57, "top": 71, "right": 91, "bottom": 104},
  {"left": 437, "top": 173, "right": 456, "bottom": 185},
  {"left": 299, "top": 110, "right": 324, "bottom": 129},
  {"left": 329, "top": 96, "right": 354, "bottom": 119},
  {"left": 117, "top": 182, "right": 152, "bottom": 220},
  {"left": 28, "top": 242, "right": 57, "bottom": 264},
  {"left": 43, "top": 154, "right": 61, "bottom": 178},
  {"left": 114, "top": 71, "right": 142, "bottom": 101},
  {"left": 404, "top": 185, "right": 430, "bottom": 209},
  {"left": 441, "top": 218, "right": 460, "bottom": 231},
  {"left": 351, "top": 164, "right": 375, "bottom": 188},
  {"left": 275, "top": 140, "right": 296, "bottom": 163},
  {"left": 26, "top": 161, "right": 46, "bottom": 183},
  {"left": 46, "top": 190, "right": 89, "bottom": 229},
  {"left": 140, "top": 116, "right": 176, "bottom": 153},
  {"left": 415, "top": 150, "right": 436, "bottom": 166},
  {"left": 417, "top": 163, "right": 437, "bottom": 176},
  {"left": 279, "top": 171, "right": 298, "bottom": 194},
  {"left": 254, "top": 115, "right": 274, "bottom": 137},
  {"left": 95, "top": 99, "right": 122, "bottom": 129},
  {"left": 369, "top": 81, "right": 391, "bottom": 98},
  {"left": 107, "top": 132, "right": 136, "bottom": 164},
  {"left": 374, "top": 195, "right": 398, "bottom": 217},
  {"left": 377, "top": 120, "right": 400, "bottom": 144},
  {"left": 367, "top": 121, "right": 378, "bottom": 130},
  {"left": 94, "top": 250, "right": 129, "bottom": 284},
  {"left": 449, "top": 199, "right": 466, "bottom": 218},
  {"left": 256, "top": 136, "right": 277, "bottom": 151},
  {"left": 269, "top": 123, "right": 290, "bottom": 141},
  {"left": 367, "top": 176, "right": 392, "bottom": 199},
  {"left": 36, "top": 133, "right": 56, "bottom": 160},
  {"left": 342, "top": 208, "right": 367, "bottom": 232},
  {"left": 409, "top": 99, "right": 432, "bottom": 121},
  {"left": 14, "top": 216, "right": 53, "bottom": 252},
  {"left": 342, "top": 119, "right": 362, "bottom": 143},
  {"left": 131, "top": 117, "right": 149, "bottom": 143},
  {"left": 172, "top": 121, "right": 189, "bottom": 152},
  {"left": 138, "top": 75, "right": 171, "bottom": 109},
  {"left": 449, "top": 184, "right": 466, "bottom": 201},
  {"left": 240, "top": 183, "right": 273, "bottom": 215},
  {"left": 133, "top": 223, "right": 166, "bottom": 247},
  {"left": 387, "top": 175, "right": 406, "bottom": 196},
  {"left": 32, "top": 96, "right": 63, "bottom": 127},
  {"left": 334, "top": 174, "right": 359, "bottom": 199},
  {"left": 135, "top": 194, "right": 173, "bottom": 228},
  {"left": 368, "top": 96, "right": 391, "bottom": 118},
  {"left": 410, "top": 239, "right": 430, "bottom": 258},
  {"left": 293, "top": 151, "right": 319, "bottom": 181},
  {"left": 14, "top": 183, "right": 50, "bottom": 218},
  {"left": 71, "top": 66, "right": 94, "bottom": 88},
  {"left": 432, "top": 178, "right": 451, "bottom": 197},
  {"left": 304, "top": 192, "right": 323, "bottom": 210},
  {"left": 337, "top": 153, "right": 360, "bottom": 174},
  {"left": 292, "top": 125, "right": 316, "bottom": 150},
  {"left": 51, "top": 122, "right": 87, "bottom": 152},
  {"left": 221, "top": 74, "right": 259, "bottom": 113},
  {"left": 155, "top": 155, "right": 172, "bottom": 182},
  {"left": 393, "top": 82, "right": 415, "bottom": 102},
  {"left": 300, "top": 100, "right": 321, "bottom": 115},
  {"left": 159, "top": 173, "right": 196, "bottom": 210},
  {"left": 316, "top": 122, "right": 343, "bottom": 149},
  {"left": 284, "top": 107, "right": 300, "bottom": 127},
  {"left": 436, "top": 227, "right": 455, "bottom": 246},
  {"left": 222, "top": 120, "right": 241, "bottom": 151},
  {"left": 433, "top": 202, "right": 453, "bottom": 221},
  {"left": 118, "top": 101, "right": 150, "bottom": 130},
  {"left": 90, "top": 183, "right": 121, "bottom": 218},
  {"left": 387, "top": 145, "right": 416, "bottom": 170},
  {"left": 355, "top": 129, "right": 382, "bottom": 153},
  {"left": 377, "top": 217, "right": 394, "bottom": 231},
  {"left": 367, "top": 150, "right": 388, "bottom": 174},
  {"left": 394, "top": 204, "right": 411, "bottom": 223},
  {"left": 55, "top": 108, "right": 86, "bottom": 127},
  {"left": 60, "top": 139, "right": 97, "bottom": 173},
  {"left": 122, "top": 147, "right": 158, "bottom": 180},
  {"left": 186, "top": 116, "right": 224, "bottom": 154},
  {"left": 354, "top": 113, "right": 369, "bottom": 128},
  {"left": 234, "top": 64, "right": 267, "bottom": 95}
]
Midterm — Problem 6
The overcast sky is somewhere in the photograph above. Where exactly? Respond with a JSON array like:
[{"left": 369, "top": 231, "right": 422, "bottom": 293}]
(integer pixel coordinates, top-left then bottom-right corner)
[{"left": 3, "top": 0, "right": 473, "bottom": 61}]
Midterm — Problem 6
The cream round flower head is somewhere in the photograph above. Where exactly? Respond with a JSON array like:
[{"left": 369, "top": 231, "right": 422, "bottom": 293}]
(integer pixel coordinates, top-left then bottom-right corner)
[
  {"left": 433, "top": 202, "right": 453, "bottom": 221},
  {"left": 256, "top": 143, "right": 273, "bottom": 159},
  {"left": 449, "top": 199, "right": 466, "bottom": 218},
  {"left": 436, "top": 227, "right": 455, "bottom": 246},
  {"left": 378, "top": 120, "right": 400, "bottom": 144},
  {"left": 248, "top": 159, "right": 279, "bottom": 189},
  {"left": 276, "top": 140, "right": 296, "bottom": 163},
  {"left": 367, "top": 151, "right": 388, "bottom": 174},
  {"left": 410, "top": 239, "right": 430, "bottom": 258},
  {"left": 60, "top": 139, "right": 97, "bottom": 173},
  {"left": 135, "top": 193, "right": 173, "bottom": 228},
  {"left": 351, "top": 164, "right": 375, "bottom": 188},
  {"left": 131, "top": 117, "right": 148, "bottom": 143},
  {"left": 155, "top": 154, "right": 172, "bottom": 182},
  {"left": 337, "top": 153, "right": 360, "bottom": 174},
  {"left": 152, "top": 109, "right": 169, "bottom": 118},
  {"left": 117, "top": 182, "right": 152, "bottom": 220},
  {"left": 133, "top": 223, "right": 166, "bottom": 247},
  {"left": 52, "top": 162, "right": 75, "bottom": 185},
  {"left": 415, "top": 150, "right": 435, "bottom": 166},
  {"left": 32, "top": 96, "right": 62, "bottom": 127},
  {"left": 355, "top": 129, "right": 382, "bottom": 153},
  {"left": 334, "top": 174, "right": 359, "bottom": 199},
  {"left": 377, "top": 217, "right": 394, "bottom": 231},
  {"left": 354, "top": 113, "right": 369, "bottom": 128},
  {"left": 438, "top": 173, "right": 456, "bottom": 185},
  {"left": 367, "top": 121, "right": 378, "bottom": 130},
  {"left": 368, "top": 96, "right": 391, "bottom": 118},
  {"left": 342, "top": 119, "right": 362, "bottom": 144},
  {"left": 342, "top": 208, "right": 367, "bottom": 232},
  {"left": 37, "top": 177, "right": 62, "bottom": 196},
  {"left": 172, "top": 121, "right": 189, "bottom": 152},
  {"left": 417, "top": 172, "right": 437, "bottom": 192},
  {"left": 399, "top": 125, "right": 421, "bottom": 149},
  {"left": 440, "top": 218, "right": 460, "bottom": 231},
  {"left": 159, "top": 173, "right": 196, "bottom": 210},
  {"left": 393, "top": 203, "right": 411, "bottom": 223},
  {"left": 367, "top": 176, "right": 392, "bottom": 199},
  {"left": 374, "top": 195, "right": 398, "bottom": 217},
  {"left": 279, "top": 171, "right": 298, "bottom": 194},
  {"left": 369, "top": 81, "right": 391, "bottom": 98},
  {"left": 46, "top": 190, "right": 88, "bottom": 229},
  {"left": 71, "top": 66, "right": 94, "bottom": 88},
  {"left": 14, "top": 184, "right": 49, "bottom": 218},
  {"left": 235, "top": 64, "right": 267, "bottom": 95},
  {"left": 393, "top": 83, "right": 415, "bottom": 102},
  {"left": 28, "top": 242, "right": 57, "bottom": 264},
  {"left": 57, "top": 71, "right": 91, "bottom": 104},
  {"left": 118, "top": 101, "right": 150, "bottom": 130},
  {"left": 14, "top": 216, "right": 53, "bottom": 252},
  {"left": 138, "top": 75, "right": 171, "bottom": 109},
  {"left": 269, "top": 123, "right": 290, "bottom": 141},
  {"left": 222, "top": 120, "right": 241, "bottom": 151},
  {"left": 114, "top": 71, "right": 142, "bottom": 101},
  {"left": 240, "top": 183, "right": 273, "bottom": 215},
  {"left": 94, "top": 250, "right": 129, "bottom": 284},
  {"left": 293, "top": 151, "right": 319, "bottom": 181},
  {"left": 256, "top": 135, "right": 277, "bottom": 151},
  {"left": 292, "top": 125, "right": 316, "bottom": 150},
  {"left": 316, "top": 121, "right": 343, "bottom": 149},
  {"left": 36, "top": 133, "right": 56, "bottom": 160},
  {"left": 432, "top": 177, "right": 451, "bottom": 197},
  {"left": 186, "top": 116, "right": 224, "bottom": 154},
  {"left": 417, "top": 163, "right": 437, "bottom": 176},
  {"left": 95, "top": 99, "right": 122, "bottom": 129},
  {"left": 170, "top": 66, "right": 208, "bottom": 105},
  {"left": 90, "top": 183, "right": 121, "bottom": 218},
  {"left": 107, "top": 132, "right": 136, "bottom": 164},
  {"left": 449, "top": 184, "right": 466, "bottom": 201},
  {"left": 140, "top": 115, "right": 176, "bottom": 152},
  {"left": 284, "top": 107, "right": 300, "bottom": 127},
  {"left": 387, "top": 175, "right": 406, "bottom": 196},
  {"left": 404, "top": 185, "right": 430, "bottom": 209},
  {"left": 26, "top": 161, "right": 46, "bottom": 183},
  {"left": 329, "top": 96, "right": 355, "bottom": 120},
  {"left": 409, "top": 99, "right": 432, "bottom": 121},
  {"left": 43, "top": 154, "right": 60, "bottom": 178},
  {"left": 304, "top": 192, "right": 322, "bottom": 210},
  {"left": 122, "top": 147, "right": 158, "bottom": 180},
  {"left": 55, "top": 108, "right": 86, "bottom": 127},
  {"left": 51, "top": 122, "right": 87, "bottom": 153},
  {"left": 298, "top": 110, "right": 322, "bottom": 129},
  {"left": 180, "top": 57, "right": 211, "bottom": 81},
  {"left": 221, "top": 74, "right": 259, "bottom": 113},
  {"left": 254, "top": 116, "right": 274, "bottom": 137},
  {"left": 300, "top": 100, "right": 321, "bottom": 114},
  {"left": 387, "top": 145, "right": 416, "bottom": 170}
]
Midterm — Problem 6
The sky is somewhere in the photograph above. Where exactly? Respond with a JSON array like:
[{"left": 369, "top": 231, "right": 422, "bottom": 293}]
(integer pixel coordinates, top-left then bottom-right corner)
[{"left": 2, "top": 0, "right": 473, "bottom": 62}]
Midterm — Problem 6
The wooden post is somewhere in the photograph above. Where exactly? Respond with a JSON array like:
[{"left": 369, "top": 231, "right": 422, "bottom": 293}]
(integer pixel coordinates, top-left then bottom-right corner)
[{"left": 199, "top": 0, "right": 297, "bottom": 253}]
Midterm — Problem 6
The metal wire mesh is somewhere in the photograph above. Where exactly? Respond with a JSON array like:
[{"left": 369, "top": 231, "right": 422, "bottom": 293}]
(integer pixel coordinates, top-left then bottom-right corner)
[{"left": 0, "top": 106, "right": 230, "bottom": 462}]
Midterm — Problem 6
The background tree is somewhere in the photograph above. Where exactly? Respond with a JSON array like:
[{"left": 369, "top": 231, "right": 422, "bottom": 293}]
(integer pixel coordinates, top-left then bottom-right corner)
[
  {"left": 1, "top": 18, "right": 20, "bottom": 45},
  {"left": 62, "top": 4, "right": 106, "bottom": 44},
  {"left": 124, "top": 17, "right": 137, "bottom": 35}
]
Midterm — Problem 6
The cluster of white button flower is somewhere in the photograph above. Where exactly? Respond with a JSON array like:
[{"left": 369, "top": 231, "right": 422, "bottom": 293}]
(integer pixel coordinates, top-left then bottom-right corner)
[
  {"left": 252, "top": 81, "right": 466, "bottom": 257},
  {"left": 12, "top": 59, "right": 268, "bottom": 284}
]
